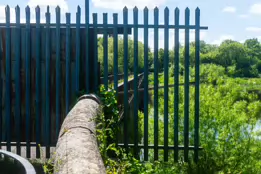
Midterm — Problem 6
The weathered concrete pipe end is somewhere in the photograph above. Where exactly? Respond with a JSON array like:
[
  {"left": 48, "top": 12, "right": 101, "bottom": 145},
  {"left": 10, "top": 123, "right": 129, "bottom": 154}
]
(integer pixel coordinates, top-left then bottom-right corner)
[{"left": 54, "top": 94, "right": 106, "bottom": 174}]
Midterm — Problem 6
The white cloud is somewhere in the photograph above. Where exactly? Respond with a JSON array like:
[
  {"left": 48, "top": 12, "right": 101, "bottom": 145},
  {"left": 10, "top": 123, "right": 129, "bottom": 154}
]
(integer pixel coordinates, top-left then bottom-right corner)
[
  {"left": 238, "top": 37, "right": 261, "bottom": 44},
  {"left": 246, "top": 27, "right": 261, "bottom": 32},
  {"left": 257, "top": 36, "right": 261, "bottom": 42},
  {"left": 239, "top": 14, "right": 248, "bottom": 18},
  {"left": 28, "top": 0, "right": 68, "bottom": 10},
  {"left": 27, "top": 0, "right": 69, "bottom": 22},
  {"left": 251, "top": 36, "right": 261, "bottom": 42},
  {"left": 0, "top": 1, "right": 70, "bottom": 23},
  {"left": 211, "top": 35, "right": 234, "bottom": 45},
  {"left": 148, "top": 30, "right": 174, "bottom": 50},
  {"left": 179, "top": 30, "right": 207, "bottom": 46},
  {"left": 249, "top": 3, "right": 261, "bottom": 15},
  {"left": 0, "top": 6, "right": 16, "bottom": 23},
  {"left": 222, "top": 6, "right": 236, "bottom": 13},
  {"left": 92, "top": 0, "right": 166, "bottom": 10}
]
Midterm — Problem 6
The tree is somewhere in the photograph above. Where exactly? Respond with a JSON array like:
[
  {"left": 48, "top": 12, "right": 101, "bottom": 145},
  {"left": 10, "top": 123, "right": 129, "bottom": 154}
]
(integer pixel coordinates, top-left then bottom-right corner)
[
  {"left": 244, "top": 38, "right": 261, "bottom": 64},
  {"left": 217, "top": 40, "right": 247, "bottom": 71}
]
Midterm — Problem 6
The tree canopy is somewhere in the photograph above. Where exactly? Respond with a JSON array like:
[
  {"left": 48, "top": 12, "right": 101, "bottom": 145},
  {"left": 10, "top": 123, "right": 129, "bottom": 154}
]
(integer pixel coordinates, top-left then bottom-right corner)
[{"left": 98, "top": 37, "right": 261, "bottom": 78}]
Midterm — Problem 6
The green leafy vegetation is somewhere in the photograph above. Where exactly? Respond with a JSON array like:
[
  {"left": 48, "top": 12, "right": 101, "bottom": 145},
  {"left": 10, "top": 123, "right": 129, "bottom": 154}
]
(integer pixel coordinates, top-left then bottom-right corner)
[
  {"left": 97, "top": 38, "right": 261, "bottom": 173},
  {"left": 97, "top": 86, "right": 191, "bottom": 174},
  {"left": 138, "top": 64, "right": 261, "bottom": 173},
  {"left": 98, "top": 38, "right": 261, "bottom": 78},
  {"left": 98, "top": 37, "right": 153, "bottom": 76},
  {"left": 29, "top": 38, "right": 261, "bottom": 173}
]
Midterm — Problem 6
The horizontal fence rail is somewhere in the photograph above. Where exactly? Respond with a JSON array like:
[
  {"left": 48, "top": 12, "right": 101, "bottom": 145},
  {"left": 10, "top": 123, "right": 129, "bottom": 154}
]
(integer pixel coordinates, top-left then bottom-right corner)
[
  {"left": 0, "top": 24, "right": 207, "bottom": 30},
  {"left": 0, "top": 0, "right": 207, "bottom": 163}
]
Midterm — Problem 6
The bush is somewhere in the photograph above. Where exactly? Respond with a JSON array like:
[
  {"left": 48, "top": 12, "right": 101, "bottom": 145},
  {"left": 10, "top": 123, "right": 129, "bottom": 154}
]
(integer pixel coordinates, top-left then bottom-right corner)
[{"left": 138, "top": 72, "right": 261, "bottom": 173}]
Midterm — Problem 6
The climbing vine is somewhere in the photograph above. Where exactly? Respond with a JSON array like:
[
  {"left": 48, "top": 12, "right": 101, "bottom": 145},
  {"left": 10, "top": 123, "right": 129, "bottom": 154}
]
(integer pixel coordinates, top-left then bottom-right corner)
[{"left": 96, "top": 85, "right": 146, "bottom": 173}]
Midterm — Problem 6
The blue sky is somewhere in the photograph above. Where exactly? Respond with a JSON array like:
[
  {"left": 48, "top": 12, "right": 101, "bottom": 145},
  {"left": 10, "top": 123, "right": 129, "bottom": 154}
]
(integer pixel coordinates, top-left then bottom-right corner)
[{"left": 0, "top": 0, "right": 261, "bottom": 49}]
